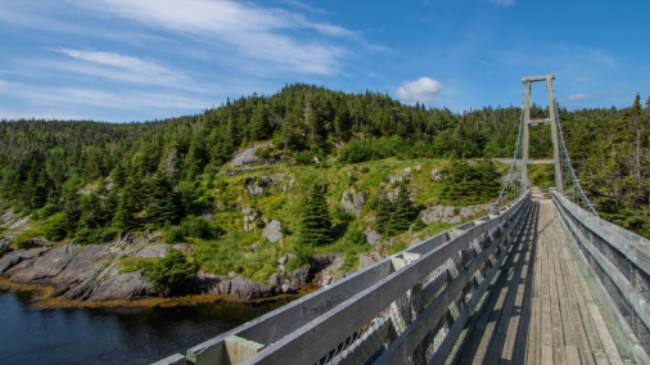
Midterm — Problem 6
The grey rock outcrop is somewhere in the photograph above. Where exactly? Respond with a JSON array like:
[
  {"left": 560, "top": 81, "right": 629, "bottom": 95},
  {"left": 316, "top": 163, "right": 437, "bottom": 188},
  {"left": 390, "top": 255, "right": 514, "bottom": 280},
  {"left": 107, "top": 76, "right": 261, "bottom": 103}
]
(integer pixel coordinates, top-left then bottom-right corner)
[
  {"left": 341, "top": 190, "right": 367, "bottom": 217},
  {"left": 230, "top": 143, "right": 271, "bottom": 166},
  {"left": 262, "top": 220, "right": 282, "bottom": 243},
  {"left": 203, "top": 273, "right": 273, "bottom": 301},
  {"left": 364, "top": 228, "right": 382, "bottom": 246},
  {"left": 420, "top": 203, "right": 491, "bottom": 224},
  {"left": 359, "top": 251, "right": 382, "bottom": 269},
  {"left": 244, "top": 176, "right": 272, "bottom": 196}
]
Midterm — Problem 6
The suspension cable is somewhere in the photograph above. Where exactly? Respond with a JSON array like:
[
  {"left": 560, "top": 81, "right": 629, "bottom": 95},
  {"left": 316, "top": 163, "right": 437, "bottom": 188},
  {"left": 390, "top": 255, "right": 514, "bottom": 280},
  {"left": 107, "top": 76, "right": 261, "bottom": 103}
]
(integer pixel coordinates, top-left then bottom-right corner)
[
  {"left": 491, "top": 104, "right": 525, "bottom": 213},
  {"left": 554, "top": 101, "right": 599, "bottom": 216}
]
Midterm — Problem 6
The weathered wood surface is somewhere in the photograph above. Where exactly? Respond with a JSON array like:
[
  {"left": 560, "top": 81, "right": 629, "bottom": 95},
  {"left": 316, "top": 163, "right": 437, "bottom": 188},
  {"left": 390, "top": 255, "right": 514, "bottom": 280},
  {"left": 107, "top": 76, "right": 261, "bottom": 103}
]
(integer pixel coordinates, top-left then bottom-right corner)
[{"left": 457, "top": 198, "right": 629, "bottom": 364}]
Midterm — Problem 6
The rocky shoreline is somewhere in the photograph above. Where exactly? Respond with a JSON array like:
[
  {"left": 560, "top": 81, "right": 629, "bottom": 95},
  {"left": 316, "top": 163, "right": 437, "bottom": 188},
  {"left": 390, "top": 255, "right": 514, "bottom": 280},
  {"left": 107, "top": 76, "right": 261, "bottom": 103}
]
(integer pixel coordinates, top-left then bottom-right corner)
[{"left": 0, "top": 234, "right": 343, "bottom": 308}]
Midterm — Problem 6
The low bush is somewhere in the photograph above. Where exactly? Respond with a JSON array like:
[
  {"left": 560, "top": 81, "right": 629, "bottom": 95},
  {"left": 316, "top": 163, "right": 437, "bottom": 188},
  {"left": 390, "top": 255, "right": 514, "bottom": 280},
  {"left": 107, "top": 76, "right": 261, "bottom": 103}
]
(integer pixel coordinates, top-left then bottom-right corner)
[
  {"left": 44, "top": 214, "right": 68, "bottom": 241},
  {"left": 145, "top": 250, "right": 198, "bottom": 296}
]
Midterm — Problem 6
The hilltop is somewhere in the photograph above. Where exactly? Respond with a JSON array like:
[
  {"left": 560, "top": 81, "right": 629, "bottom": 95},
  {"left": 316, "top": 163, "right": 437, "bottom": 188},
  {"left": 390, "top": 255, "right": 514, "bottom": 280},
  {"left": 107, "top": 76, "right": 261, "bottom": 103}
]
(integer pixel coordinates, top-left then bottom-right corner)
[{"left": 0, "top": 85, "right": 648, "bottom": 304}]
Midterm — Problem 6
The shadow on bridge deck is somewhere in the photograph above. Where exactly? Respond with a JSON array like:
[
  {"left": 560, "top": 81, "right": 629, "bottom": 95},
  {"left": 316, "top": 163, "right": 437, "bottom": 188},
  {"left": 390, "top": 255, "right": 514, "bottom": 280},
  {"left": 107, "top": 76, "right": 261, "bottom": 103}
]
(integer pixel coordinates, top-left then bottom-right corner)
[{"left": 454, "top": 198, "right": 630, "bottom": 365}]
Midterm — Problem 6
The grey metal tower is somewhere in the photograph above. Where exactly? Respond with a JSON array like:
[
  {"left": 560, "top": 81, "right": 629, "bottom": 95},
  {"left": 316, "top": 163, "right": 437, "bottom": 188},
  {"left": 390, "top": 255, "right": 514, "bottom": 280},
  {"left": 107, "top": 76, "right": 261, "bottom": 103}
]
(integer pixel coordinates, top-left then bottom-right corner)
[{"left": 521, "top": 74, "right": 563, "bottom": 191}]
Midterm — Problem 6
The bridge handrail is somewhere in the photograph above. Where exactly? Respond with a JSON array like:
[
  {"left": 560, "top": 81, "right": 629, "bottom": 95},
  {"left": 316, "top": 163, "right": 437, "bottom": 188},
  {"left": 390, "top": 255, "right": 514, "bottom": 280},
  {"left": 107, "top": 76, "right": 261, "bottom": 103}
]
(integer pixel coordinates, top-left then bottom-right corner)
[
  {"left": 553, "top": 192, "right": 650, "bottom": 276},
  {"left": 155, "top": 191, "right": 531, "bottom": 365},
  {"left": 553, "top": 191, "right": 650, "bottom": 363}
]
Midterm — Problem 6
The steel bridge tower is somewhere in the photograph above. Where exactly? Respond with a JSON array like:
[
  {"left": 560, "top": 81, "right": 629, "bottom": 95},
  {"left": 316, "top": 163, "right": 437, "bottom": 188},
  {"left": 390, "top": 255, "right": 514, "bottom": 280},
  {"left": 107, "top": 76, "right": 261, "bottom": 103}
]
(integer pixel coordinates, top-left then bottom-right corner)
[{"left": 521, "top": 74, "right": 563, "bottom": 191}]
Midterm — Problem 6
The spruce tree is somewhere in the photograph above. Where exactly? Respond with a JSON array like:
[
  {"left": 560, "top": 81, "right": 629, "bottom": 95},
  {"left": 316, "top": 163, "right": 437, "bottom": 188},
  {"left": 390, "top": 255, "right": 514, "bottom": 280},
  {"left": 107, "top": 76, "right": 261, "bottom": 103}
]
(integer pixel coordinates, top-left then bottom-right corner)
[
  {"left": 147, "top": 174, "right": 181, "bottom": 225},
  {"left": 374, "top": 190, "right": 393, "bottom": 234},
  {"left": 113, "top": 191, "right": 135, "bottom": 232},
  {"left": 386, "top": 183, "right": 417, "bottom": 235},
  {"left": 298, "top": 184, "right": 333, "bottom": 246}
]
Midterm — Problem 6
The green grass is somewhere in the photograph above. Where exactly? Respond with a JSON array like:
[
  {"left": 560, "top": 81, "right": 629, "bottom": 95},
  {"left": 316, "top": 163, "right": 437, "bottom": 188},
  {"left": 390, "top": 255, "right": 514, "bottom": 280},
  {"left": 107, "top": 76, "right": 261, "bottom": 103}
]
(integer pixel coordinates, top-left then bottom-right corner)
[{"left": 528, "top": 164, "right": 555, "bottom": 188}]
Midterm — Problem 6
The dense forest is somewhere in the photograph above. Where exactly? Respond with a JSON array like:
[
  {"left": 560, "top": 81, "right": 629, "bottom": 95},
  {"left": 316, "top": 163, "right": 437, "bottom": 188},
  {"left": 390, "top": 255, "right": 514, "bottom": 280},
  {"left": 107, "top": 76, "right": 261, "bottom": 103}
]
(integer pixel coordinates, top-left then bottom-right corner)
[{"left": 0, "top": 84, "right": 648, "bottom": 246}]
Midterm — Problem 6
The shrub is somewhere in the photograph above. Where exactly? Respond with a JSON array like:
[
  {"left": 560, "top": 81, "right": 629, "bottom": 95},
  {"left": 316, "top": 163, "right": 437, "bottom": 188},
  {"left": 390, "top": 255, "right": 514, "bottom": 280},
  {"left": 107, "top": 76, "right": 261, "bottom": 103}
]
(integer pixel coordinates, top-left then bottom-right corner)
[
  {"left": 74, "top": 227, "right": 119, "bottom": 245},
  {"left": 44, "top": 215, "right": 68, "bottom": 241},
  {"left": 181, "top": 216, "right": 222, "bottom": 239},
  {"left": 163, "top": 225, "right": 185, "bottom": 243},
  {"left": 145, "top": 250, "right": 198, "bottom": 296}
]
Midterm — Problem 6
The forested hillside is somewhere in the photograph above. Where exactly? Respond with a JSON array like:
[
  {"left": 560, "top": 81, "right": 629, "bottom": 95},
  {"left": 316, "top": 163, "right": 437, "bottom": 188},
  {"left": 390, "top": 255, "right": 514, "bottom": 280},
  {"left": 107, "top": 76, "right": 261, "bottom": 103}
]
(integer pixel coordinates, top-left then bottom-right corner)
[{"left": 0, "top": 84, "right": 648, "bottom": 294}]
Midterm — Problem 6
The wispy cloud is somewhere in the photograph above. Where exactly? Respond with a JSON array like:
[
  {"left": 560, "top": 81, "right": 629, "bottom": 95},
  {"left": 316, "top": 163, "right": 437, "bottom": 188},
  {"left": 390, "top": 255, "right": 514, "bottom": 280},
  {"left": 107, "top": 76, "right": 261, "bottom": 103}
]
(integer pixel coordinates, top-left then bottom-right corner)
[
  {"left": 396, "top": 77, "right": 443, "bottom": 103},
  {"left": 0, "top": 80, "right": 212, "bottom": 111},
  {"left": 42, "top": 48, "right": 211, "bottom": 92},
  {"left": 71, "top": 0, "right": 357, "bottom": 76}
]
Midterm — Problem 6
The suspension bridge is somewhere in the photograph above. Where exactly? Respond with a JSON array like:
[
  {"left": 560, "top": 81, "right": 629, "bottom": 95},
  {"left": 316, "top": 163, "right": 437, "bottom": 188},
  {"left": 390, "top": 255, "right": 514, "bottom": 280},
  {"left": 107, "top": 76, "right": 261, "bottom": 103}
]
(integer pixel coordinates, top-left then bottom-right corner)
[{"left": 154, "top": 75, "right": 649, "bottom": 365}]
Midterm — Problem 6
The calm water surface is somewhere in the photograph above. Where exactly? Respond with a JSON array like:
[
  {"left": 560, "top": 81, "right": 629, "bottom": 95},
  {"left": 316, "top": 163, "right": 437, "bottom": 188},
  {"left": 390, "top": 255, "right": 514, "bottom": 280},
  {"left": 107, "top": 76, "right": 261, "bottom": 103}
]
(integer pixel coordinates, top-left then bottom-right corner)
[{"left": 0, "top": 290, "right": 283, "bottom": 365}]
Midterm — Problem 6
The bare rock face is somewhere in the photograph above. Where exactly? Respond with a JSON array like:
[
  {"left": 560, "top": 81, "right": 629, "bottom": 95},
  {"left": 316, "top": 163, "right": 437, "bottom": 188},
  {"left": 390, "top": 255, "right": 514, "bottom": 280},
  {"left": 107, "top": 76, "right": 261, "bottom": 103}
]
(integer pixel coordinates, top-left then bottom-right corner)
[
  {"left": 5, "top": 244, "right": 79, "bottom": 283},
  {"left": 313, "top": 253, "right": 344, "bottom": 287},
  {"left": 136, "top": 244, "right": 170, "bottom": 258},
  {"left": 204, "top": 274, "right": 273, "bottom": 301},
  {"left": 0, "top": 247, "right": 48, "bottom": 273},
  {"left": 262, "top": 220, "right": 282, "bottom": 243},
  {"left": 87, "top": 266, "right": 154, "bottom": 301},
  {"left": 341, "top": 190, "right": 367, "bottom": 217},
  {"left": 230, "top": 143, "right": 271, "bottom": 166}
]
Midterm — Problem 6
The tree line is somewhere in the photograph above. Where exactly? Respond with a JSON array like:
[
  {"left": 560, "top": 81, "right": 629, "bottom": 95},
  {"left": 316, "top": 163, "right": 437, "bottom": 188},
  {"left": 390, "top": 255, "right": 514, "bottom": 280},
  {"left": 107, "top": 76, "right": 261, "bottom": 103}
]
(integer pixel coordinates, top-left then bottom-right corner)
[{"left": 0, "top": 84, "right": 648, "bottom": 239}]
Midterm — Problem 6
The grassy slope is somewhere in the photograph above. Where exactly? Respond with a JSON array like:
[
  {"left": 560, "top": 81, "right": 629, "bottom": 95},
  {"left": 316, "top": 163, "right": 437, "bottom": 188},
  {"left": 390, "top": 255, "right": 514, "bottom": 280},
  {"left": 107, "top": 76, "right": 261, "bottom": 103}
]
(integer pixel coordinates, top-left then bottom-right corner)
[
  {"left": 2, "top": 157, "right": 506, "bottom": 284},
  {"left": 192, "top": 157, "right": 500, "bottom": 282}
]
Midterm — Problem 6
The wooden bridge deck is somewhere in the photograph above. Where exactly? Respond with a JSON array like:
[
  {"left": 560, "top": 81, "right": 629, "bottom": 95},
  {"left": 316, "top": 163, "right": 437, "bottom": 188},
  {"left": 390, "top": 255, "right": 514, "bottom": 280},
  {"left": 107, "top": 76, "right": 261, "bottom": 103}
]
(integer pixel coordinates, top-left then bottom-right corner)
[{"left": 457, "top": 197, "right": 630, "bottom": 365}]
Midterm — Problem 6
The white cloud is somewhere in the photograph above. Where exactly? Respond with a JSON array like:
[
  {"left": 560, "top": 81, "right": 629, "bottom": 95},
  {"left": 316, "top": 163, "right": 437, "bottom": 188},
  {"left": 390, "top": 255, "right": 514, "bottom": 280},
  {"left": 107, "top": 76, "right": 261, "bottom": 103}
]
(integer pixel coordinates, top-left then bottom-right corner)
[
  {"left": 397, "top": 77, "right": 443, "bottom": 103},
  {"left": 71, "top": 0, "right": 356, "bottom": 75},
  {"left": 484, "top": 0, "right": 516, "bottom": 6},
  {"left": 567, "top": 93, "right": 591, "bottom": 102}
]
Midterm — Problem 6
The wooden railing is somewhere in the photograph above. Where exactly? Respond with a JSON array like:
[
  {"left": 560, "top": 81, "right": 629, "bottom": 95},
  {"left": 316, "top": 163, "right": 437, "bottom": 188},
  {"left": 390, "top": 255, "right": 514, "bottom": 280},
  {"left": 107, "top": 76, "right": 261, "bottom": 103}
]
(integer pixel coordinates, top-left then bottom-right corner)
[
  {"left": 153, "top": 191, "right": 532, "bottom": 365},
  {"left": 553, "top": 192, "right": 650, "bottom": 364}
]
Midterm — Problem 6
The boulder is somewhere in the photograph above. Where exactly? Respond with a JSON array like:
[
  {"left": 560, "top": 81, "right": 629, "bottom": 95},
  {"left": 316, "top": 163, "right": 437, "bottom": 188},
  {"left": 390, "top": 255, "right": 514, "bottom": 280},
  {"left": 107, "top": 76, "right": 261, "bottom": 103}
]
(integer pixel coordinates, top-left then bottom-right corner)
[
  {"left": 286, "top": 265, "right": 311, "bottom": 292},
  {"left": 341, "top": 190, "right": 367, "bottom": 217},
  {"left": 312, "top": 253, "right": 344, "bottom": 286},
  {"left": 431, "top": 168, "right": 442, "bottom": 182},
  {"left": 389, "top": 175, "right": 404, "bottom": 184},
  {"left": 242, "top": 207, "right": 262, "bottom": 232},
  {"left": 262, "top": 220, "right": 282, "bottom": 243},
  {"left": 359, "top": 251, "right": 382, "bottom": 269},
  {"left": 364, "top": 228, "right": 383, "bottom": 246}
]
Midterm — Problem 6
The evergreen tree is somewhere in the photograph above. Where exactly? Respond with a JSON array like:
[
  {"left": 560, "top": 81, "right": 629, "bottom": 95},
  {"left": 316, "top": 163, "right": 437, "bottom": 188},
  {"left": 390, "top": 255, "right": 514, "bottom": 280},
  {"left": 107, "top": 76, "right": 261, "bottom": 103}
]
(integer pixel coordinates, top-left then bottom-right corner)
[
  {"left": 250, "top": 105, "right": 271, "bottom": 140},
  {"left": 147, "top": 174, "right": 181, "bottom": 225},
  {"left": 374, "top": 190, "right": 393, "bottom": 234},
  {"left": 112, "top": 191, "right": 135, "bottom": 232},
  {"left": 386, "top": 183, "right": 417, "bottom": 235},
  {"left": 298, "top": 184, "right": 333, "bottom": 246}
]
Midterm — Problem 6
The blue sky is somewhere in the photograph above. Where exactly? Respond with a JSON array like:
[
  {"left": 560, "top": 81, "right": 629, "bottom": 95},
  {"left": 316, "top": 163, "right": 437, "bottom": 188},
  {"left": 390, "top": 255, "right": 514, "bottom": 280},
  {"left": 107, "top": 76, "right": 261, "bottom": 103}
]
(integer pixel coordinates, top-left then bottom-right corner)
[{"left": 1, "top": 0, "right": 649, "bottom": 122}]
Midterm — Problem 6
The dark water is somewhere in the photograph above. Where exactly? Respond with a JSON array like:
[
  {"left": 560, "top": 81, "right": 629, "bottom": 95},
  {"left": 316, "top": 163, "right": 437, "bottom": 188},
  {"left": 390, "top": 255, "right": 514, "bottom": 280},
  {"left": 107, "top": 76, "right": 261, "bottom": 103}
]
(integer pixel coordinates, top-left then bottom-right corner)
[{"left": 0, "top": 290, "right": 283, "bottom": 365}]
